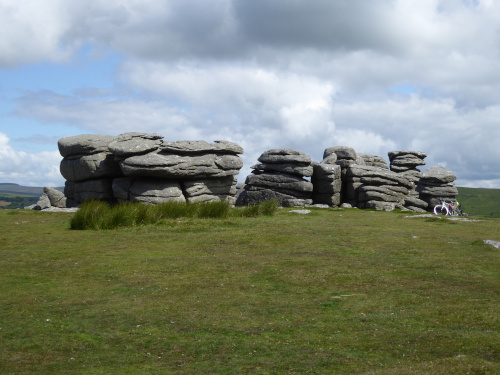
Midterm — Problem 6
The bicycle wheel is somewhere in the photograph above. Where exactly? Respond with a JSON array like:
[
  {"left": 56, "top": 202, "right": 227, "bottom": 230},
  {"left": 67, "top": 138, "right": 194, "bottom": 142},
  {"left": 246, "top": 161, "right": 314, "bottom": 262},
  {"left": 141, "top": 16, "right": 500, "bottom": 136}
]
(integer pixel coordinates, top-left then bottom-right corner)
[{"left": 434, "top": 205, "right": 449, "bottom": 215}]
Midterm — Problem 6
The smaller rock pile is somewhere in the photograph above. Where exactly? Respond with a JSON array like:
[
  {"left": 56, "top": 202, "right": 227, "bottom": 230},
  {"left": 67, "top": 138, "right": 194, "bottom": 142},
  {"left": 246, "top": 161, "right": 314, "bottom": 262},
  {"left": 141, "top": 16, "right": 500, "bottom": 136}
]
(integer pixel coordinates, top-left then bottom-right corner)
[
  {"left": 389, "top": 151, "right": 426, "bottom": 185},
  {"left": 29, "top": 187, "right": 73, "bottom": 210},
  {"left": 416, "top": 166, "right": 459, "bottom": 208},
  {"left": 344, "top": 165, "right": 413, "bottom": 210},
  {"left": 311, "top": 153, "right": 342, "bottom": 207},
  {"left": 388, "top": 151, "right": 429, "bottom": 212},
  {"left": 238, "top": 149, "right": 313, "bottom": 207}
]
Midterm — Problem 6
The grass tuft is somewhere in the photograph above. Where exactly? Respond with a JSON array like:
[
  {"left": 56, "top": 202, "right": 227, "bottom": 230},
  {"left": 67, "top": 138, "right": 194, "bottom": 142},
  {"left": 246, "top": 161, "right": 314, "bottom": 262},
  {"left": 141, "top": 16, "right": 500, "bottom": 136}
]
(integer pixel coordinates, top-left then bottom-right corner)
[{"left": 69, "top": 199, "right": 279, "bottom": 230}]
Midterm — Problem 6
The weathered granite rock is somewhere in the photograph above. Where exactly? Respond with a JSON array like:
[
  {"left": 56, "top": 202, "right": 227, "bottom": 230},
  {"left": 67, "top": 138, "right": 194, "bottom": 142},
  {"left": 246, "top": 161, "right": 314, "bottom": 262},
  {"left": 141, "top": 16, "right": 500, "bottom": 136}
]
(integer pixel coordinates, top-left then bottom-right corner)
[
  {"left": 161, "top": 140, "right": 243, "bottom": 155},
  {"left": 33, "top": 194, "right": 51, "bottom": 210},
  {"left": 108, "top": 132, "right": 163, "bottom": 157},
  {"left": 388, "top": 150, "right": 427, "bottom": 162},
  {"left": 60, "top": 152, "right": 123, "bottom": 182},
  {"left": 311, "top": 163, "right": 342, "bottom": 207},
  {"left": 245, "top": 173, "right": 313, "bottom": 194},
  {"left": 420, "top": 167, "right": 457, "bottom": 184},
  {"left": 243, "top": 188, "right": 313, "bottom": 207},
  {"left": 258, "top": 149, "right": 311, "bottom": 165},
  {"left": 321, "top": 154, "right": 338, "bottom": 164},
  {"left": 324, "top": 146, "right": 356, "bottom": 161},
  {"left": 358, "top": 153, "right": 389, "bottom": 169},
  {"left": 119, "top": 152, "right": 243, "bottom": 179},
  {"left": 182, "top": 176, "right": 237, "bottom": 204},
  {"left": 44, "top": 187, "right": 67, "bottom": 208},
  {"left": 58, "top": 134, "right": 116, "bottom": 157},
  {"left": 112, "top": 177, "right": 185, "bottom": 204},
  {"left": 251, "top": 163, "right": 313, "bottom": 177},
  {"left": 239, "top": 149, "right": 313, "bottom": 207},
  {"left": 417, "top": 166, "right": 458, "bottom": 209},
  {"left": 65, "top": 179, "right": 115, "bottom": 203},
  {"left": 363, "top": 201, "right": 398, "bottom": 211},
  {"left": 347, "top": 166, "right": 413, "bottom": 189},
  {"left": 404, "top": 196, "right": 429, "bottom": 210}
]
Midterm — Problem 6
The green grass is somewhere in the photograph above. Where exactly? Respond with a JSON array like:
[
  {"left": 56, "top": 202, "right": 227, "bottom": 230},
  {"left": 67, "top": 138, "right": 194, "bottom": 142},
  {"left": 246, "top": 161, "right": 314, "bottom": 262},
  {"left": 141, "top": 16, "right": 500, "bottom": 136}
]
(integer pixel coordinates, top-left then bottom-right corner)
[
  {"left": 457, "top": 187, "right": 500, "bottom": 218},
  {"left": 0, "top": 207, "right": 499, "bottom": 374},
  {"left": 70, "top": 200, "right": 280, "bottom": 230}
]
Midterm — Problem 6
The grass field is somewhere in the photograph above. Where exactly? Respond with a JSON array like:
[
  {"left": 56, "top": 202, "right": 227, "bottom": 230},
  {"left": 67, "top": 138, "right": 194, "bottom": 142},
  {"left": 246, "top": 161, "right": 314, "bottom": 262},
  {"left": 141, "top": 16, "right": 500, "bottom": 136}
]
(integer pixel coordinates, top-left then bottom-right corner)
[
  {"left": 1, "top": 207, "right": 499, "bottom": 374},
  {"left": 456, "top": 187, "right": 500, "bottom": 218}
]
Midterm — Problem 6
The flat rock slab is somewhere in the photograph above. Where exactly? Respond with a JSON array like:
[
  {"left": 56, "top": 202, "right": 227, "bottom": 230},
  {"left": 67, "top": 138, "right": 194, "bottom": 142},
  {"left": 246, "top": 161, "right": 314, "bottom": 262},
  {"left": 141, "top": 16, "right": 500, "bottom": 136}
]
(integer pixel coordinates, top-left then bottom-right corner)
[
  {"left": 108, "top": 132, "right": 163, "bottom": 157},
  {"left": 289, "top": 210, "right": 311, "bottom": 214},
  {"left": 258, "top": 149, "right": 311, "bottom": 164},
  {"left": 388, "top": 150, "right": 427, "bottom": 161},
  {"left": 58, "top": 134, "right": 115, "bottom": 157},
  {"left": 421, "top": 167, "right": 456, "bottom": 183},
  {"left": 161, "top": 140, "right": 243, "bottom": 155},
  {"left": 347, "top": 165, "right": 413, "bottom": 189},
  {"left": 120, "top": 152, "right": 243, "bottom": 179},
  {"left": 246, "top": 173, "right": 313, "bottom": 193},
  {"left": 484, "top": 240, "right": 500, "bottom": 248},
  {"left": 252, "top": 163, "right": 313, "bottom": 177}
]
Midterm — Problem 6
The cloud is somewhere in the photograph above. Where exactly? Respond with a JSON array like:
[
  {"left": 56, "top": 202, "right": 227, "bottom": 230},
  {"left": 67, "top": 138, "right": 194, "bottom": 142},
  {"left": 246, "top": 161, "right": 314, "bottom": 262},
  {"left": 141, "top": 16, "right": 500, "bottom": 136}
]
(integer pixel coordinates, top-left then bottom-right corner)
[
  {"left": 0, "top": 132, "right": 63, "bottom": 187},
  {"left": 2, "top": 0, "right": 500, "bottom": 188}
]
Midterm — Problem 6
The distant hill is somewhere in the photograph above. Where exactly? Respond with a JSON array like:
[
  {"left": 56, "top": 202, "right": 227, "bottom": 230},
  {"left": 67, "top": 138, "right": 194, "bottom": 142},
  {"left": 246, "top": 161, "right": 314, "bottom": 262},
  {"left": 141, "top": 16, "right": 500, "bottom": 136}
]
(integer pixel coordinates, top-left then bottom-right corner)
[
  {"left": 456, "top": 187, "right": 500, "bottom": 218},
  {"left": 0, "top": 183, "right": 64, "bottom": 196},
  {"left": 1, "top": 183, "right": 498, "bottom": 217}
]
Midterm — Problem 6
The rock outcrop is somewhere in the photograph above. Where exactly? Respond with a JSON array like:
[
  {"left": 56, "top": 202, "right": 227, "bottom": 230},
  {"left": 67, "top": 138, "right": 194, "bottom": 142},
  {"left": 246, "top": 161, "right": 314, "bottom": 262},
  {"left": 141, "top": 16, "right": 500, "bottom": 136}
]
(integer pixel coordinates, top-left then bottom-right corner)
[
  {"left": 238, "top": 149, "right": 313, "bottom": 207},
  {"left": 388, "top": 151, "right": 428, "bottom": 212},
  {"left": 416, "top": 166, "right": 459, "bottom": 208},
  {"left": 344, "top": 165, "right": 412, "bottom": 211},
  {"left": 311, "top": 154, "right": 342, "bottom": 207},
  {"left": 58, "top": 133, "right": 244, "bottom": 205}
]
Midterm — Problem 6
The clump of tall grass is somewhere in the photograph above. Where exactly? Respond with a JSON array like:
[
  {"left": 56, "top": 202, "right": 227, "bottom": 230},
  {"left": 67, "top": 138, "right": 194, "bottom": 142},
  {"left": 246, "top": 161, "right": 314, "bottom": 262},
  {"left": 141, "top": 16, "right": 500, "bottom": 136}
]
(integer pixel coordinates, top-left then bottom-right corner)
[
  {"left": 234, "top": 199, "right": 280, "bottom": 217},
  {"left": 69, "top": 199, "right": 279, "bottom": 230}
]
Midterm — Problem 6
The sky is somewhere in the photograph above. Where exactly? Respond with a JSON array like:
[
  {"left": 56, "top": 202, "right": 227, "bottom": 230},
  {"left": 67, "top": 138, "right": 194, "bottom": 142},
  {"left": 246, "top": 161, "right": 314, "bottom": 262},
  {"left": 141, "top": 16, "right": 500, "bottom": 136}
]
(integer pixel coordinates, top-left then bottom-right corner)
[{"left": 1, "top": 0, "right": 499, "bottom": 188}]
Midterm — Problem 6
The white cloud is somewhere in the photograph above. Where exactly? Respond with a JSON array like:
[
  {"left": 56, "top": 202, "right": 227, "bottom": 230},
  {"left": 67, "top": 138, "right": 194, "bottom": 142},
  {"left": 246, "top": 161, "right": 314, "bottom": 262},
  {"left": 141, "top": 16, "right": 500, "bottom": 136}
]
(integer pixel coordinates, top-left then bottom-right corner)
[
  {"left": 0, "top": 132, "right": 63, "bottom": 186},
  {"left": 2, "top": 0, "right": 500, "bottom": 188}
]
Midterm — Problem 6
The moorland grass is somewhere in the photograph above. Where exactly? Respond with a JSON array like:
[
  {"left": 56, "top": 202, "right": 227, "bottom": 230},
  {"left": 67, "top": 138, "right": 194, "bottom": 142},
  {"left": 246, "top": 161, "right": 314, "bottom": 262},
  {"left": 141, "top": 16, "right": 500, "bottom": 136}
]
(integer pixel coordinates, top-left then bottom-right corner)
[
  {"left": 0, "top": 207, "right": 499, "bottom": 374},
  {"left": 70, "top": 200, "right": 279, "bottom": 230}
]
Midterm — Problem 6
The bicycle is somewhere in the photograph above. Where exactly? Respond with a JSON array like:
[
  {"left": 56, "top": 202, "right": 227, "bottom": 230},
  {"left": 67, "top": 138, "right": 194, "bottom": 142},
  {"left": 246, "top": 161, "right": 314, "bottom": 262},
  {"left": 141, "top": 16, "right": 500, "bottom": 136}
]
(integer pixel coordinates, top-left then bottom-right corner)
[{"left": 433, "top": 199, "right": 467, "bottom": 216}]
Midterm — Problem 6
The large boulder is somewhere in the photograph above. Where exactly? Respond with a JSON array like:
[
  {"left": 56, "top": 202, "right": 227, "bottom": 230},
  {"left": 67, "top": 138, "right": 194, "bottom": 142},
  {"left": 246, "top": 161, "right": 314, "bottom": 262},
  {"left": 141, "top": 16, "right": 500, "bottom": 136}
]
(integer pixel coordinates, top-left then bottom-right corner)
[
  {"left": 311, "top": 163, "right": 342, "bottom": 207},
  {"left": 119, "top": 152, "right": 243, "bottom": 179},
  {"left": 60, "top": 153, "right": 123, "bottom": 182},
  {"left": 251, "top": 163, "right": 313, "bottom": 177},
  {"left": 43, "top": 187, "right": 67, "bottom": 208},
  {"left": 182, "top": 176, "right": 237, "bottom": 204},
  {"left": 323, "top": 146, "right": 356, "bottom": 161},
  {"left": 112, "top": 177, "right": 185, "bottom": 204},
  {"left": 161, "top": 140, "right": 243, "bottom": 155},
  {"left": 258, "top": 149, "right": 311, "bottom": 165},
  {"left": 108, "top": 132, "right": 163, "bottom": 157},
  {"left": 65, "top": 179, "right": 115, "bottom": 203},
  {"left": 58, "top": 134, "right": 115, "bottom": 157}
]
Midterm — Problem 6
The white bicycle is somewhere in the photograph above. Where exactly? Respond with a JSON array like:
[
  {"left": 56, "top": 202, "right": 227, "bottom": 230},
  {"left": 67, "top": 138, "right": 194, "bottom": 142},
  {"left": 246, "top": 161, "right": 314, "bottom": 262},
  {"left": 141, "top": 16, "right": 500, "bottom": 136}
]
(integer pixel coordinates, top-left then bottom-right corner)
[{"left": 433, "top": 199, "right": 466, "bottom": 216}]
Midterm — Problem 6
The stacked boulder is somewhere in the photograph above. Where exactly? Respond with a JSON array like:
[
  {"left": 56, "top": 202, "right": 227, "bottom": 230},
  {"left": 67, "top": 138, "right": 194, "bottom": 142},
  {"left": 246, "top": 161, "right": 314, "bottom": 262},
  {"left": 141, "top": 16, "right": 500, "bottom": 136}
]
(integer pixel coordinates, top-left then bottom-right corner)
[
  {"left": 344, "top": 165, "right": 413, "bottom": 211},
  {"left": 238, "top": 149, "right": 313, "bottom": 207},
  {"left": 29, "top": 187, "right": 72, "bottom": 210},
  {"left": 322, "top": 146, "right": 358, "bottom": 204},
  {"left": 416, "top": 167, "right": 459, "bottom": 208},
  {"left": 58, "top": 133, "right": 243, "bottom": 205},
  {"left": 59, "top": 135, "right": 122, "bottom": 206},
  {"left": 388, "top": 151, "right": 429, "bottom": 212},
  {"left": 311, "top": 153, "right": 342, "bottom": 207},
  {"left": 358, "top": 153, "right": 389, "bottom": 169}
]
